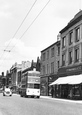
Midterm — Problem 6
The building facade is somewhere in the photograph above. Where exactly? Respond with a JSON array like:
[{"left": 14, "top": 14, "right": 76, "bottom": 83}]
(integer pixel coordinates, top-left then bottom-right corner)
[
  {"left": 59, "top": 10, "right": 82, "bottom": 76},
  {"left": 40, "top": 41, "right": 60, "bottom": 96},
  {"left": 53, "top": 10, "right": 82, "bottom": 100},
  {"left": 10, "top": 63, "right": 22, "bottom": 92}
]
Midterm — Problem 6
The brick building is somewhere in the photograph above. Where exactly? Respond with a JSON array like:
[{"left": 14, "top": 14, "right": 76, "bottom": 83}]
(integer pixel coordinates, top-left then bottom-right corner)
[{"left": 40, "top": 41, "right": 60, "bottom": 96}]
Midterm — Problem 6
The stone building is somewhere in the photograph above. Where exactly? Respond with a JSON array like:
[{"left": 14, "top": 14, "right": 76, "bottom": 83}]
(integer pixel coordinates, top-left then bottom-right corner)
[
  {"left": 10, "top": 63, "right": 22, "bottom": 92},
  {"left": 52, "top": 10, "right": 82, "bottom": 99},
  {"left": 40, "top": 41, "right": 60, "bottom": 96},
  {"left": 59, "top": 10, "right": 82, "bottom": 77}
]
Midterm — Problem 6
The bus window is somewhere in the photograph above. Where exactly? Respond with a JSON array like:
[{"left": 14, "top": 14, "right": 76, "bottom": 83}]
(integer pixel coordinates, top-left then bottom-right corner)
[
  {"left": 22, "top": 85, "right": 26, "bottom": 88},
  {"left": 27, "top": 83, "right": 34, "bottom": 88},
  {"left": 34, "top": 84, "right": 40, "bottom": 89},
  {"left": 27, "top": 83, "right": 40, "bottom": 89}
]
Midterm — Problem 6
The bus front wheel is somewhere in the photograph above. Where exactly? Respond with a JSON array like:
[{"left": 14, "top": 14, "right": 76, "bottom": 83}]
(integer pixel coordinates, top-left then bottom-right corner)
[{"left": 37, "top": 96, "right": 40, "bottom": 98}]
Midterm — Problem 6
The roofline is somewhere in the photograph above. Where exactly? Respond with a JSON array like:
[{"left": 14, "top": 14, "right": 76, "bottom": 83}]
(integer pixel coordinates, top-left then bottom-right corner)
[
  {"left": 60, "top": 12, "right": 82, "bottom": 34},
  {"left": 41, "top": 41, "right": 60, "bottom": 53}
]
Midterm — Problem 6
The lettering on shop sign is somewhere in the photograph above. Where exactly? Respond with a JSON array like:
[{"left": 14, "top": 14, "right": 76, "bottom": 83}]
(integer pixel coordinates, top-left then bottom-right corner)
[{"left": 66, "top": 66, "right": 82, "bottom": 72}]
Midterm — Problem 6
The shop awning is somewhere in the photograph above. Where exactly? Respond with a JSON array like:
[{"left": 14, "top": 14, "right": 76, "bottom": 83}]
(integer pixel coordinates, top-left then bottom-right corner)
[{"left": 49, "top": 74, "right": 82, "bottom": 85}]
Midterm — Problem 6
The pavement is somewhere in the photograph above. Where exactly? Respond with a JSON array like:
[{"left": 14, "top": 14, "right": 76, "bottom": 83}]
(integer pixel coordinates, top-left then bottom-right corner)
[{"left": 40, "top": 96, "right": 82, "bottom": 104}]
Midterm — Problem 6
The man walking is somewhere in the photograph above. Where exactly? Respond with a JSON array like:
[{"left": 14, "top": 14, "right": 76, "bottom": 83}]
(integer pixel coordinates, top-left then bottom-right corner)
[{"left": 51, "top": 86, "right": 54, "bottom": 98}]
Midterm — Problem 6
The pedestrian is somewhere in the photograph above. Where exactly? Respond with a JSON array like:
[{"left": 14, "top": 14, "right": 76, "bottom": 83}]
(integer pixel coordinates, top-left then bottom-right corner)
[{"left": 51, "top": 86, "right": 54, "bottom": 98}]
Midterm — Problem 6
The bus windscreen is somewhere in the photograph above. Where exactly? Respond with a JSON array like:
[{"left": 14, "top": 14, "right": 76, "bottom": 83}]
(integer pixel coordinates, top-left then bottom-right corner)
[{"left": 27, "top": 83, "right": 40, "bottom": 89}]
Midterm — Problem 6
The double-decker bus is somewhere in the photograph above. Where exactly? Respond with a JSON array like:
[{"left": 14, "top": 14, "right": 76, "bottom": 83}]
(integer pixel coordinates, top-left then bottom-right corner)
[{"left": 20, "top": 69, "right": 40, "bottom": 98}]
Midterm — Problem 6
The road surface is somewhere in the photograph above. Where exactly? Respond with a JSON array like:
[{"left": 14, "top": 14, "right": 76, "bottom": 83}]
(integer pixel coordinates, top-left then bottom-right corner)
[{"left": 0, "top": 93, "right": 82, "bottom": 115}]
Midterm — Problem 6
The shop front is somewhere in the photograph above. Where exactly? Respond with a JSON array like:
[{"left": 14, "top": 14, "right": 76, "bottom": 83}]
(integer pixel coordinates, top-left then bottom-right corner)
[
  {"left": 53, "top": 84, "right": 82, "bottom": 100},
  {"left": 48, "top": 74, "right": 58, "bottom": 96},
  {"left": 40, "top": 74, "right": 58, "bottom": 96},
  {"left": 40, "top": 76, "right": 48, "bottom": 96},
  {"left": 50, "top": 64, "right": 82, "bottom": 100}
]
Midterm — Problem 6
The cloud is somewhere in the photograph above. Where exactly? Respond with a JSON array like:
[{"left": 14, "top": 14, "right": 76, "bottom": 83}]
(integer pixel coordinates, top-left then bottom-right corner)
[
  {"left": 0, "top": 11, "right": 12, "bottom": 18},
  {"left": 5, "top": 38, "right": 40, "bottom": 62},
  {"left": 0, "top": 38, "right": 40, "bottom": 74},
  {"left": 0, "top": 1, "right": 13, "bottom": 18}
]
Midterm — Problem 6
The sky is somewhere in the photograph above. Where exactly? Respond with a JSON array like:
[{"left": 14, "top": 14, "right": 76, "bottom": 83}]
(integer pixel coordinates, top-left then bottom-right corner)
[{"left": 0, "top": 0, "right": 81, "bottom": 75}]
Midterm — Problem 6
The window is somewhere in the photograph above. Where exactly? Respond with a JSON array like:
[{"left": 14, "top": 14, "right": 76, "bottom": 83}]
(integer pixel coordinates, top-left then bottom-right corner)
[
  {"left": 47, "top": 64, "right": 49, "bottom": 74},
  {"left": 51, "top": 62, "right": 54, "bottom": 73},
  {"left": 47, "top": 50, "right": 49, "bottom": 59},
  {"left": 51, "top": 47, "right": 54, "bottom": 57},
  {"left": 43, "top": 65, "right": 45, "bottom": 75},
  {"left": 75, "top": 48, "right": 79, "bottom": 63},
  {"left": 58, "top": 46, "right": 60, "bottom": 56},
  {"left": 69, "top": 31, "right": 73, "bottom": 45},
  {"left": 62, "top": 36, "right": 66, "bottom": 48},
  {"left": 69, "top": 51, "right": 73, "bottom": 64},
  {"left": 27, "top": 84, "right": 40, "bottom": 89},
  {"left": 22, "top": 85, "right": 26, "bottom": 88},
  {"left": 43, "top": 52, "right": 46, "bottom": 61},
  {"left": 62, "top": 53, "right": 65, "bottom": 66},
  {"left": 58, "top": 61, "right": 59, "bottom": 68},
  {"left": 34, "top": 84, "right": 40, "bottom": 89},
  {"left": 75, "top": 28, "right": 80, "bottom": 42},
  {"left": 27, "top": 83, "right": 34, "bottom": 88}
]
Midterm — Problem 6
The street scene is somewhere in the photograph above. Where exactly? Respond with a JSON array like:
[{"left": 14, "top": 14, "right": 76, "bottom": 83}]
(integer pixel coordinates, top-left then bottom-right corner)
[
  {"left": 1, "top": 0, "right": 82, "bottom": 115},
  {"left": 0, "top": 93, "right": 82, "bottom": 115}
]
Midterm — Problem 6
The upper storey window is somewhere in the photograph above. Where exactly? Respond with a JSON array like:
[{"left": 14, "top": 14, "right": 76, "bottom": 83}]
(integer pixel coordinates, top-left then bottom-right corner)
[
  {"left": 51, "top": 47, "right": 54, "bottom": 57},
  {"left": 75, "top": 48, "right": 79, "bottom": 63},
  {"left": 47, "top": 50, "right": 49, "bottom": 59},
  {"left": 69, "top": 31, "right": 73, "bottom": 45},
  {"left": 62, "top": 53, "right": 66, "bottom": 66},
  {"left": 75, "top": 27, "right": 80, "bottom": 42},
  {"left": 51, "top": 62, "right": 54, "bottom": 74},
  {"left": 62, "top": 36, "right": 66, "bottom": 48},
  {"left": 42, "top": 52, "right": 46, "bottom": 61},
  {"left": 69, "top": 50, "right": 73, "bottom": 64},
  {"left": 58, "top": 46, "right": 60, "bottom": 56}
]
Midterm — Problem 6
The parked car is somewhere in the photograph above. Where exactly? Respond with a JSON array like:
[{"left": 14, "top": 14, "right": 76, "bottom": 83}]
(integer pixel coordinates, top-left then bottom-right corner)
[{"left": 3, "top": 87, "right": 12, "bottom": 96}]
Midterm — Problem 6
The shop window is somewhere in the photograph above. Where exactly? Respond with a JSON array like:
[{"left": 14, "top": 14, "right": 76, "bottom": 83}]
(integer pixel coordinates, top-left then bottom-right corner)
[{"left": 73, "top": 85, "right": 80, "bottom": 97}]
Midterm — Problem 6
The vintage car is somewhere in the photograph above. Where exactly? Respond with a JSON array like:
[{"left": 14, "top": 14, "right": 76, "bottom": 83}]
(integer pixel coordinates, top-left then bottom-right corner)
[{"left": 3, "top": 87, "right": 12, "bottom": 96}]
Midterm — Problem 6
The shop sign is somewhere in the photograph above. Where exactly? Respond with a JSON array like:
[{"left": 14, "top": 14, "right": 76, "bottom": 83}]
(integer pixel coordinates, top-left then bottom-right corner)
[
  {"left": 59, "top": 65, "right": 82, "bottom": 74},
  {"left": 66, "top": 66, "right": 82, "bottom": 72}
]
